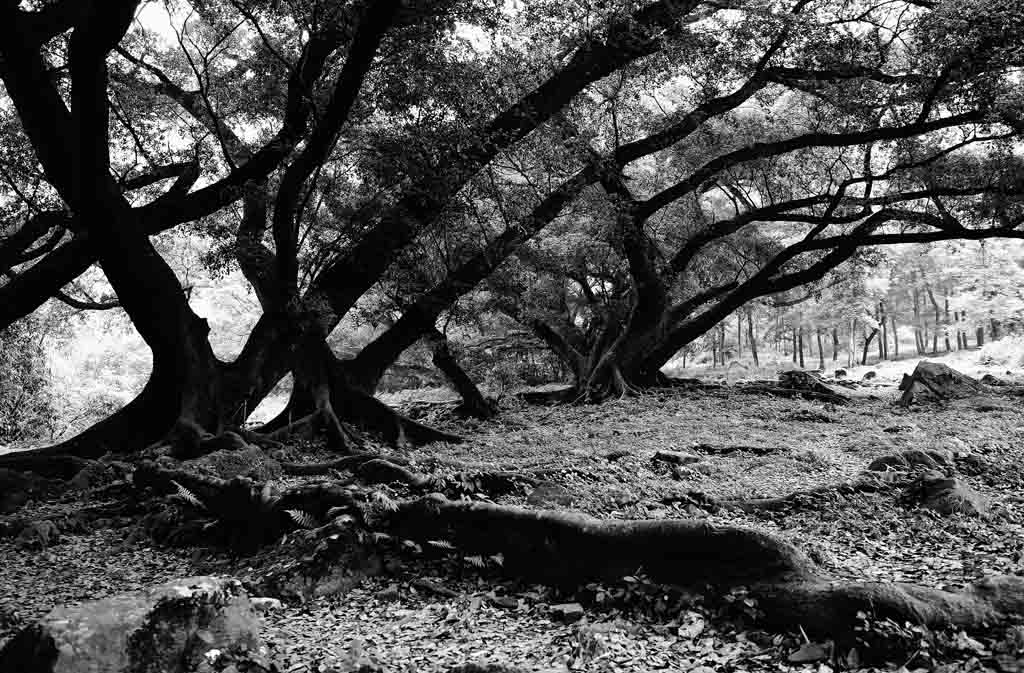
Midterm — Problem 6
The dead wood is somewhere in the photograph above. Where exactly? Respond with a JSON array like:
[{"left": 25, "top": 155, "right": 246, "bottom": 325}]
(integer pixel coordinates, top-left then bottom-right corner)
[
  {"left": 693, "top": 443, "right": 784, "bottom": 456},
  {"left": 735, "top": 385, "right": 849, "bottom": 404}
]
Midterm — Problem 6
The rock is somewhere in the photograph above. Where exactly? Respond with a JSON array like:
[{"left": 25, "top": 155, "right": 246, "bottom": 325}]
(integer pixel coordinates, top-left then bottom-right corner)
[
  {"left": 918, "top": 472, "right": 989, "bottom": 517},
  {"left": 490, "top": 595, "right": 520, "bottom": 609},
  {"left": 652, "top": 450, "right": 702, "bottom": 466},
  {"left": 185, "top": 446, "right": 282, "bottom": 481},
  {"left": 15, "top": 519, "right": 60, "bottom": 549},
  {"left": 789, "top": 642, "right": 831, "bottom": 663},
  {"left": 249, "top": 597, "right": 282, "bottom": 613},
  {"left": 0, "top": 468, "right": 39, "bottom": 514},
  {"left": 981, "top": 374, "right": 1007, "bottom": 386},
  {"left": 882, "top": 423, "right": 918, "bottom": 434},
  {"left": 549, "top": 602, "right": 585, "bottom": 622},
  {"left": 862, "top": 371, "right": 877, "bottom": 380},
  {"left": 375, "top": 584, "right": 401, "bottom": 601},
  {"left": 898, "top": 361, "right": 983, "bottom": 406},
  {"left": 834, "top": 369, "right": 847, "bottom": 379},
  {"left": 69, "top": 461, "right": 114, "bottom": 491},
  {"left": 526, "top": 482, "right": 573, "bottom": 507},
  {"left": 0, "top": 576, "right": 259, "bottom": 672}
]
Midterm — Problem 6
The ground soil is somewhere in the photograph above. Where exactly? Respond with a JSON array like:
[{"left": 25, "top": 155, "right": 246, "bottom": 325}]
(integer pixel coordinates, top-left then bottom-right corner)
[{"left": 2, "top": 368, "right": 1024, "bottom": 672}]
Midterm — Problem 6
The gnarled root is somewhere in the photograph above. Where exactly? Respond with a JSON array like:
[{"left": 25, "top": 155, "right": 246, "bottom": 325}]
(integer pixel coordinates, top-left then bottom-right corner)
[{"left": 387, "top": 496, "right": 1024, "bottom": 638}]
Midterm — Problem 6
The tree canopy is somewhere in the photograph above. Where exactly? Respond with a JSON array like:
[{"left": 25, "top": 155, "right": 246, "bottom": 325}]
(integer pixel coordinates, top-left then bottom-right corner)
[{"left": 0, "top": 0, "right": 1023, "bottom": 455}]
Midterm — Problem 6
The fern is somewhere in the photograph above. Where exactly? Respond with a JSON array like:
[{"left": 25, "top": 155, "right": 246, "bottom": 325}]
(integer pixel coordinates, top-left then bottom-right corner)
[
  {"left": 371, "top": 531, "right": 392, "bottom": 543},
  {"left": 284, "top": 509, "right": 319, "bottom": 529},
  {"left": 426, "top": 539, "right": 455, "bottom": 550},
  {"left": 370, "top": 490, "right": 398, "bottom": 512},
  {"left": 464, "top": 555, "right": 486, "bottom": 568},
  {"left": 170, "top": 480, "right": 205, "bottom": 509}
]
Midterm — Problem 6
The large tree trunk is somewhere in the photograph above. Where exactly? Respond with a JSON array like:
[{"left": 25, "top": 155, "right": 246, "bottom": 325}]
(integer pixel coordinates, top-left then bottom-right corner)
[{"left": 260, "top": 326, "right": 461, "bottom": 449}]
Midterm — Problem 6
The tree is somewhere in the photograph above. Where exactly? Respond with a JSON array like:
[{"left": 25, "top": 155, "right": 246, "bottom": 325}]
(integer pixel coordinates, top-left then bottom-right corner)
[{"left": 1, "top": 0, "right": 1023, "bottom": 461}]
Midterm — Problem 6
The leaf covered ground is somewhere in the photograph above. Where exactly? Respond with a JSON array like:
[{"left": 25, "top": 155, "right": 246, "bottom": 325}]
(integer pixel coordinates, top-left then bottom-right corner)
[{"left": 3, "top": 374, "right": 1024, "bottom": 672}]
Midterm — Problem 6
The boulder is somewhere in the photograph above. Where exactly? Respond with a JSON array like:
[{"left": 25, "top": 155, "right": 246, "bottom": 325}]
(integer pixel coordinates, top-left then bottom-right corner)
[
  {"left": 918, "top": 472, "right": 989, "bottom": 518},
  {"left": 0, "top": 576, "right": 260, "bottom": 673},
  {"left": 549, "top": 602, "right": 585, "bottom": 622},
  {"left": 526, "top": 482, "right": 573, "bottom": 507},
  {"left": 185, "top": 447, "right": 282, "bottom": 482},
  {"left": 898, "top": 361, "right": 984, "bottom": 406},
  {"left": 652, "top": 450, "right": 702, "bottom": 466},
  {"left": 0, "top": 468, "right": 33, "bottom": 514},
  {"left": 69, "top": 461, "right": 117, "bottom": 491}
]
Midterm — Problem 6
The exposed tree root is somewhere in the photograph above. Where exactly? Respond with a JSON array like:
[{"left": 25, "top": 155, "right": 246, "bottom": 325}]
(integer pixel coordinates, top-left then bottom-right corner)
[
  {"left": 717, "top": 478, "right": 890, "bottom": 513},
  {"left": 0, "top": 453, "right": 94, "bottom": 479},
  {"left": 389, "top": 496, "right": 1024, "bottom": 637},
  {"left": 280, "top": 453, "right": 411, "bottom": 476},
  {"left": 129, "top": 449, "right": 1024, "bottom": 639},
  {"left": 517, "top": 386, "right": 579, "bottom": 405}
]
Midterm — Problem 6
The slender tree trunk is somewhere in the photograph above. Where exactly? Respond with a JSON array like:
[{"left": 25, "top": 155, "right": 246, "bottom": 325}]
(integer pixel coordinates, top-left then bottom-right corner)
[
  {"left": 747, "top": 310, "right": 759, "bottom": 367},
  {"left": 913, "top": 280, "right": 924, "bottom": 355},
  {"left": 890, "top": 316, "right": 898, "bottom": 359},
  {"left": 862, "top": 327, "right": 878, "bottom": 366},
  {"left": 426, "top": 328, "right": 494, "bottom": 419},
  {"left": 798, "top": 328, "right": 805, "bottom": 369},
  {"left": 791, "top": 328, "right": 798, "bottom": 364},
  {"left": 816, "top": 329, "right": 825, "bottom": 371},
  {"left": 848, "top": 318, "right": 856, "bottom": 368},
  {"left": 926, "top": 286, "right": 941, "bottom": 354},
  {"left": 831, "top": 327, "right": 839, "bottom": 362},
  {"left": 977, "top": 327, "right": 985, "bottom": 348},
  {"left": 992, "top": 319, "right": 1000, "bottom": 341},
  {"left": 944, "top": 294, "right": 952, "bottom": 352},
  {"left": 878, "top": 302, "right": 886, "bottom": 360},
  {"left": 736, "top": 313, "right": 743, "bottom": 356}
]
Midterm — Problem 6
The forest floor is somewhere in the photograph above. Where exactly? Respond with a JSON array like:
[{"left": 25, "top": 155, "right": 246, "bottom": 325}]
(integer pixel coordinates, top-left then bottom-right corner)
[{"left": 2, "top": 364, "right": 1024, "bottom": 672}]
